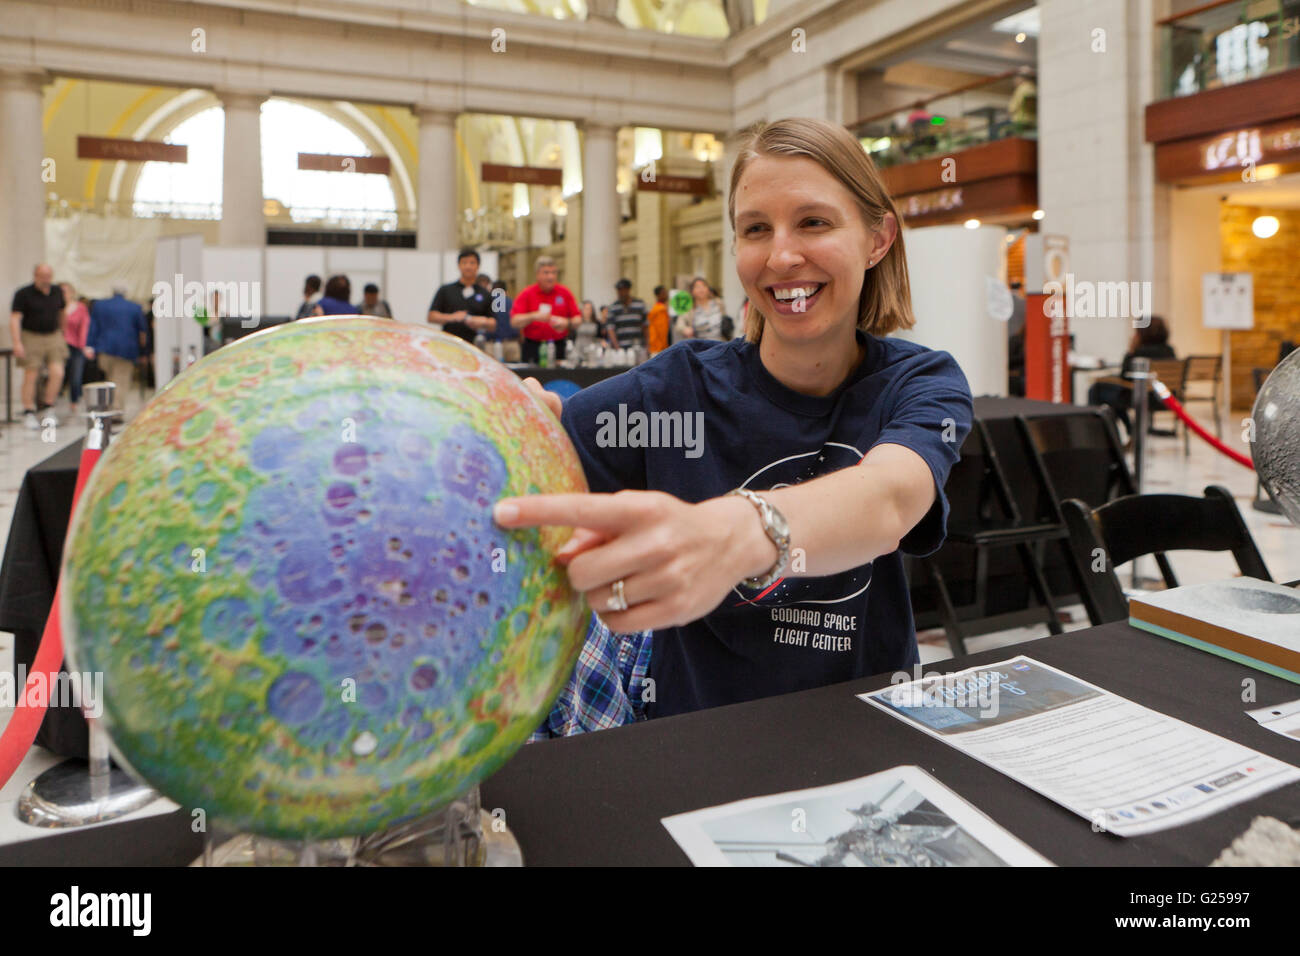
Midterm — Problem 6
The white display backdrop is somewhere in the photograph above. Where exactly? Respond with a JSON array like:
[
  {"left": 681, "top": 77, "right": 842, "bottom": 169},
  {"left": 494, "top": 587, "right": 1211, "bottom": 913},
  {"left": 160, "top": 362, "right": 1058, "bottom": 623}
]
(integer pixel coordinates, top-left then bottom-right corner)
[
  {"left": 326, "top": 248, "right": 385, "bottom": 309},
  {"left": 202, "top": 246, "right": 263, "bottom": 326},
  {"left": 897, "top": 224, "right": 1009, "bottom": 398},
  {"left": 147, "top": 241, "right": 495, "bottom": 394},
  {"left": 265, "top": 247, "right": 327, "bottom": 317},
  {"left": 152, "top": 234, "right": 204, "bottom": 392},
  {"left": 385, "top": 249, "right": 442, "bottom": 325}
]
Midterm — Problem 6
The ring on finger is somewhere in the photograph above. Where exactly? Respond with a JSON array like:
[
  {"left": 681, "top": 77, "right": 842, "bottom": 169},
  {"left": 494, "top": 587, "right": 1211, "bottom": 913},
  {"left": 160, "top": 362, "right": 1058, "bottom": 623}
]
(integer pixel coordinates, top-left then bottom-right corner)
[{"left": 605, "top": 578, "right": 629, "bottom": 612}]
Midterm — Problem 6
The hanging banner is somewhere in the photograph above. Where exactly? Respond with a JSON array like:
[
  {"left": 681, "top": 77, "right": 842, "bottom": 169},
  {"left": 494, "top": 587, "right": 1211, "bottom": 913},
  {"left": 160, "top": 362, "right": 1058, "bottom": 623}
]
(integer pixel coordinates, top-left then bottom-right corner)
[
  {"left": 298, "top": 153, "right": 391, "bottom": 175},
  {"left": 481, "top": 163, "right": 563, "bottom": 186},
  {"left": 1025, "top": 292, "right": 1071, "bottom": 403},
  {"left": 77, "top": 136, "right": 186, "bottom": 163}
]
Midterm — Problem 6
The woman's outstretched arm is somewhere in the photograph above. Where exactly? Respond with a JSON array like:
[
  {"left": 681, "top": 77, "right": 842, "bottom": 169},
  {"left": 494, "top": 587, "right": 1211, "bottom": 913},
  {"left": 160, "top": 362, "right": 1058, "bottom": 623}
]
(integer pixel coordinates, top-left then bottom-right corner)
[{"left": 493, "top": 442, "right": 936, "bottom": 634}]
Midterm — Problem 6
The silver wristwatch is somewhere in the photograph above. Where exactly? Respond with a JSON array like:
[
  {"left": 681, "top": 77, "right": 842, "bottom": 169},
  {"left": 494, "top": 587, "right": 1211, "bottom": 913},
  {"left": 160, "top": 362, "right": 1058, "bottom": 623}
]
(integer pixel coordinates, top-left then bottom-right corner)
[{"left": 728, "top": 488, "right": 791, "bottom": 590}]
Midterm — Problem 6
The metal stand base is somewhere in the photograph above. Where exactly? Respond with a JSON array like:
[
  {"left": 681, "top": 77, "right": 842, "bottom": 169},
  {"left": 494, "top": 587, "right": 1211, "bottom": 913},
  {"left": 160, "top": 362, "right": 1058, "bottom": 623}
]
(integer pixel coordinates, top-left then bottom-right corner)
[
  {"left": 1253, "top": 496, "right": 1282, "bottom": 515},
  {"left": 193, "top": 810, "right": 523, "bottom": 867},
  {"left": 16, "top": 759, "right": 161, "bottom": 828}
]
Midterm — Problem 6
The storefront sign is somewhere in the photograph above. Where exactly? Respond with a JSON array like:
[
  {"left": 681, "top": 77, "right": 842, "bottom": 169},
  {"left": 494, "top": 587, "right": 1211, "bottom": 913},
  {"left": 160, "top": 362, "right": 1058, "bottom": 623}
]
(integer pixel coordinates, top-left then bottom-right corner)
[
  {"left": 1203, "top": 129, "right": 1262, "bottom": 172},
  {"left": 77, "top": 136, "right": 187, "bottom": 163},
  {"left": 1213, "top": 21, "right": 1270, "bottom": 87},
  {"left": 1156, "top": 117, "right": 1300, "bottom": 184},
  {"left": 901, "top": 187, "right": 963, "bottom": 218}
]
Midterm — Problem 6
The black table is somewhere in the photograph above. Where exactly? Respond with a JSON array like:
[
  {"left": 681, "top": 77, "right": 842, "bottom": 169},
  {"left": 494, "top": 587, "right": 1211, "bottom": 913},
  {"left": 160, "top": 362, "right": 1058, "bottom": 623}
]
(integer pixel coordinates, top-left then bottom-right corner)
[
  {"left": 506, "top": 365, "right": 632, "bottom": 389},
  {"left": 0, "top": 440, "right": 88, "bottom": 758},
  {"left": 1, "top": 621, "right": 1296, "bottom": 866}
]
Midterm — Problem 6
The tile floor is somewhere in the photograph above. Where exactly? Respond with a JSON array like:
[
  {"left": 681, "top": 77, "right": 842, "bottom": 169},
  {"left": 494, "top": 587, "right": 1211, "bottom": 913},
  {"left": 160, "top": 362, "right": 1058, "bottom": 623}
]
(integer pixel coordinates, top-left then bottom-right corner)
[{"left": 0, "top": 390, "right": 1296, "bottom": 847}]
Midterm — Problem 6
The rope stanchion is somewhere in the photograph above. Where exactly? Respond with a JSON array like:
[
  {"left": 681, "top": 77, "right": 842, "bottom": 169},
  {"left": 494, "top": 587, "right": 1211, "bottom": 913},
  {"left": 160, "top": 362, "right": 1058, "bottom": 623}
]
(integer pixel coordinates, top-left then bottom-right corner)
[
  {"left": 1151, "top": 379, "right": 1254, "bottom": 470},
  {"left": 0, "top": 440, "right": 102, "bottom": 792}
]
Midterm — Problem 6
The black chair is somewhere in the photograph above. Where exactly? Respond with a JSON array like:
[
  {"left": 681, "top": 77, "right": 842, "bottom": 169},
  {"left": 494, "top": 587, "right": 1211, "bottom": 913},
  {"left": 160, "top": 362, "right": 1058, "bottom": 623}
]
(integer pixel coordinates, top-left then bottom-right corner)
[
  {"left": 1182, "top": 355, "right": 1223, "bottom": 439},
  {"left": 1016, "top": 409, "right": 1178, "bottom": 603},
  {"left": 1060, "top": 485, "right": 1273, "bottom": 625},
  {"left": 1147, "top": 357, "right": 1190, "bottom": 455},
  {"left": 923, "top": 418, "right": 1065, "bottom": 655}
]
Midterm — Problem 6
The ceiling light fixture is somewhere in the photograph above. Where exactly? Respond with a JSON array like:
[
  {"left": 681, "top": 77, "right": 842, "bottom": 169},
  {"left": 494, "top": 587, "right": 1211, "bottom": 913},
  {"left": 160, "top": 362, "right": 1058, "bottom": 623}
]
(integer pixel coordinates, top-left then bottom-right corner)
[{"left": 1252, "top": 215, "right": 1280, "bottom": 238}]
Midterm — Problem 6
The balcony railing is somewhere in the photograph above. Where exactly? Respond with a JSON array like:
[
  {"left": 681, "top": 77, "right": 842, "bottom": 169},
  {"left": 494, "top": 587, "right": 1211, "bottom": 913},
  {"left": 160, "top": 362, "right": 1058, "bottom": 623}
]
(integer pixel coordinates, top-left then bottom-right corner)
[
  {"left": 44, "top": 198, "right": 413, "bottom": 231},
  {"left": 1159, "top": 0, "right": 1300, "bottom": 98},
  {"left": 848, "top": 69, "right": 1037, "bottom": 170}
]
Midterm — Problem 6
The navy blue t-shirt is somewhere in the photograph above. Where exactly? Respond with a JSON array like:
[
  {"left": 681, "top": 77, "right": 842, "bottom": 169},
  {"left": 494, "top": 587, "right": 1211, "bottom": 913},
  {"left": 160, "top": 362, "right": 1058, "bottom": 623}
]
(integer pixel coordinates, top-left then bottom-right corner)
[{"left": 560, "top": 331, "right": 973, "bottom": 718}]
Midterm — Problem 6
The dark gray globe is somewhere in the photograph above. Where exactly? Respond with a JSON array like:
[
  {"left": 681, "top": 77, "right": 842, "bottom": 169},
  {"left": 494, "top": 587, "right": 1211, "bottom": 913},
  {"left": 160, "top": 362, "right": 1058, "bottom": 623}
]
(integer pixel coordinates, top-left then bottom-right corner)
[{"left": 1253, "top": 347, "right": 1300, "bottom": 528}]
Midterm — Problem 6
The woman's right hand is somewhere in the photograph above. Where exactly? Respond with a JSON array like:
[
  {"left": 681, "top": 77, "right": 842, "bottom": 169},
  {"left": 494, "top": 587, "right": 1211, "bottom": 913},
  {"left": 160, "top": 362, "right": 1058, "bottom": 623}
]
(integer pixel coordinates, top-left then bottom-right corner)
[{"left": 522, "top": 376, "right": 561, "bottom": 419}]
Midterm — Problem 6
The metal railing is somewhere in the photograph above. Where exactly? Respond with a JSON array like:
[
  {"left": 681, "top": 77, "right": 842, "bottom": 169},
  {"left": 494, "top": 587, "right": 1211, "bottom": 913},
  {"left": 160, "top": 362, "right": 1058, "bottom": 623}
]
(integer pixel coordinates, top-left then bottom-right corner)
[
  {"left": 1159, "top": 0, "right": 1300, "bottom": 98},
  {"left": 44, "top": 198, "right": 413, "bottom": 231},
  {"left": 848, "top": 69, "right": 1037, "bottom": 169}
]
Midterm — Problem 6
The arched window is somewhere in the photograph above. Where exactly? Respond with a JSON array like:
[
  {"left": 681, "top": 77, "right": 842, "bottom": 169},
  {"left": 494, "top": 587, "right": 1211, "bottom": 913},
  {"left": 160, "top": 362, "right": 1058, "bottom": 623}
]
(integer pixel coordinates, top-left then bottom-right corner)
[{"left": 134, "top": 98, "right": 398, "bottom": 228}]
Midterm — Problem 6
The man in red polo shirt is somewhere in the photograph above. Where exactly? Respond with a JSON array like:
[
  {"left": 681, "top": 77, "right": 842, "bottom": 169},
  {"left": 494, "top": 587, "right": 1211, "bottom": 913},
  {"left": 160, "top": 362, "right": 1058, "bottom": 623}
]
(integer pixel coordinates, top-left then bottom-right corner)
[{"left": 510, "top": 255, "right": 580, "bottom": 364}]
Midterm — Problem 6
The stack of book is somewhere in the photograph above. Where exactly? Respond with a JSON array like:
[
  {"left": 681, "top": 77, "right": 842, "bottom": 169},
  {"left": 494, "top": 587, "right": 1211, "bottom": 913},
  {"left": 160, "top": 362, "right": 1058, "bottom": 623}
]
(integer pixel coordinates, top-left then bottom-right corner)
[{"left": 1129, "top": 578, "right": 1300, "bottom": 684}]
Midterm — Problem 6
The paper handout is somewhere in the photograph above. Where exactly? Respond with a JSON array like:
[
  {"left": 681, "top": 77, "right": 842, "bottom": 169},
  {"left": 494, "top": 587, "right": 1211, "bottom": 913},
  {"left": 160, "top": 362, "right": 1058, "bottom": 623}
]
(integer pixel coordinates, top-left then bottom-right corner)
[
  {"left": 662, "top": 765, "right": 1052, "bottom": 866},
  {"left": 860, "top": 656, "right": 1300, "bottom": 837}
]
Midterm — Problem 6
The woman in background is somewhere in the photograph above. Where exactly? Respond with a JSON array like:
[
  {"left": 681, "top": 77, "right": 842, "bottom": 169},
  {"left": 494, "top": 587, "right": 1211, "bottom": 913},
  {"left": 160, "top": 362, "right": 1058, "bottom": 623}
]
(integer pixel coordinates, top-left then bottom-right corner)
[
  {"left": 61, "top": 282, "right": 90, "bottom": 414},
  {"left": 313, "top": 275, "right": 354, "bottom": 316},
  {"left": 674, "top": 276, "right": 727, "bottom": 341},
  {"left": 1087, "top": 316, "right": 1176, "bottom": 441}
]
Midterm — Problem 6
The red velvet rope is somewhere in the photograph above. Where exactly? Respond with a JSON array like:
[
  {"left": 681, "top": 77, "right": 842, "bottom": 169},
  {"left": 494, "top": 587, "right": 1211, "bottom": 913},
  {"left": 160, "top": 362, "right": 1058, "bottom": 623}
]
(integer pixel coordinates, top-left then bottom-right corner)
[
  {"left": 1151, "top": 380, "right": 1254, "bottom": 470},
  {"left": 0, "top": 441, "right": 101, "bottom": 792}
]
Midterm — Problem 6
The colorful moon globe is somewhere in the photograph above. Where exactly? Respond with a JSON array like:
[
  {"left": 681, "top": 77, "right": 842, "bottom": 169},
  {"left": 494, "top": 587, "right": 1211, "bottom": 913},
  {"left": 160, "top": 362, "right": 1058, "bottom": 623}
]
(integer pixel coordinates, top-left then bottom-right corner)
[
  {"left": 1253, "top": 346, "right": 1300, "bottom": 529},
  {"left": 61, "top": 317, "right": 588, "bottom": 839}
]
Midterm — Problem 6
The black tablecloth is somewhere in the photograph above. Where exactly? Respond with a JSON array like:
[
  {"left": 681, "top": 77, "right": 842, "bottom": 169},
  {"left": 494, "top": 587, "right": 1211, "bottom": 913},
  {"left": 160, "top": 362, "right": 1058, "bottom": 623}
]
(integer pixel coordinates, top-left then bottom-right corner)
[
  {"left": 1, "top": 621, "right": 1297, "bottom": 866},
  {"left": 506, "top": 365, "right": 633, "bottom": 389},
  {"left": 0, "top": 440, "right": 89, "bottom": 758}
]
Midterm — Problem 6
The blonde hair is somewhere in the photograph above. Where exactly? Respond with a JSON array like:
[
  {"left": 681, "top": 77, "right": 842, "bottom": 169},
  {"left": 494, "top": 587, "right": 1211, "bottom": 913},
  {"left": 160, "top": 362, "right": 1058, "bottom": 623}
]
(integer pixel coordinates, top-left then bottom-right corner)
[{"left": 727, "top": 117, "right": 914, "bottom": 344}]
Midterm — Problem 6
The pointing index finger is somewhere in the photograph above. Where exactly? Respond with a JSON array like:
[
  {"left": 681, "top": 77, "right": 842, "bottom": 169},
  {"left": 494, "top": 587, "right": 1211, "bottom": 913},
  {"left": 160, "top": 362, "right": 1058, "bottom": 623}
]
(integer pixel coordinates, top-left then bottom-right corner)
[{"left": 494, "top": 494, "right": 632, "bottom": 534}]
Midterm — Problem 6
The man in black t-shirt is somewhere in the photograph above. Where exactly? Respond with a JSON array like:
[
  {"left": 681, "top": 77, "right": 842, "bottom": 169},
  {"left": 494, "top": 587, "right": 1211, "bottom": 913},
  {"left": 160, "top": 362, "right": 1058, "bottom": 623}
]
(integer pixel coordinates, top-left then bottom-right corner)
[
  {"left": 9, "top": 263, "right": 67, "bottom": 429},
  {"left": 605, "top": 278, "right": 648, "bottom": 349},
  {"left": 428, "top": 248, "right": 495, "bottom": 343}
]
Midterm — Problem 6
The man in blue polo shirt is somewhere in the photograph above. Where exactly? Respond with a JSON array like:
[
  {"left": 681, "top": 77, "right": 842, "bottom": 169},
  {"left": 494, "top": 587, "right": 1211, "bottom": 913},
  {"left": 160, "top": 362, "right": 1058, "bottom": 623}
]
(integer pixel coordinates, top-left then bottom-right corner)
[{"left": 85, "top": 285, "right": 147, "bottom": 412}]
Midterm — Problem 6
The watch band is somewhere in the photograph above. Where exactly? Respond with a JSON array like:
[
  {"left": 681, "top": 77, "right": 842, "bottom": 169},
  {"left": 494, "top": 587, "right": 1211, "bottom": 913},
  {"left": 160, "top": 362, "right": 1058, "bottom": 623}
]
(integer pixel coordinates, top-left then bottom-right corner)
[{"left": 728, "top": 488, "right": 791, "bottom": 590}]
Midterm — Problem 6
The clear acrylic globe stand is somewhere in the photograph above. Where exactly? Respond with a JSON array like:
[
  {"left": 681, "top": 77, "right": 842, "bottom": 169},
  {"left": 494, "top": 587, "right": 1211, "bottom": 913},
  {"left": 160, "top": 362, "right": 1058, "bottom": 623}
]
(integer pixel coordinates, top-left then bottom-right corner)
[
  {"left": 194, "top": 784, "right": 523, "bottom": 866},
  {"left": 17, "top": 383, "right": 162, "bottom": 828}
]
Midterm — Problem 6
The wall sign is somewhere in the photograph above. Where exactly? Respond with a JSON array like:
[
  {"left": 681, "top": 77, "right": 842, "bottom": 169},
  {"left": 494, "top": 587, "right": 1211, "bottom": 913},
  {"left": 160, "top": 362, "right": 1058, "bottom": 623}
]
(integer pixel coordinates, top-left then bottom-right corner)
[{"left": 1202, "top": 272, "right": 1254, "bottom": 330}]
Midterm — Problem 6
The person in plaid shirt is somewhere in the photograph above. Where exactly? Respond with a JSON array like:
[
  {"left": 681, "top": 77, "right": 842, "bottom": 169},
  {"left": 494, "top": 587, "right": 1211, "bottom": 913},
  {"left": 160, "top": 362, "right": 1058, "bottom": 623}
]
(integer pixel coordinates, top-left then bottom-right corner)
[{"left": 507, "top": 118, "right": 972, "bottom": 736}]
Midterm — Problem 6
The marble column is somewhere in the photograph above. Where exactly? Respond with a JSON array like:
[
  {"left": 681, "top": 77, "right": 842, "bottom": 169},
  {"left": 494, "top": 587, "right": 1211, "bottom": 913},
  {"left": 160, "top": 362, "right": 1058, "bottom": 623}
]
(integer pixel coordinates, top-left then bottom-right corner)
[
  {"left": 0, "top": 69, "right": 48, "bottom": 331},
  {"left": 216, "top": 89, "right": 266, "bottom": 247},
  {"left": 562, "top": 193, "right": 582, "bottom": 292},
  {"left": 415, "top": 106, "right": 459, "bottom": 254},
  {"left": 580, "top": 122, "right": 619, "bottom": 307}
]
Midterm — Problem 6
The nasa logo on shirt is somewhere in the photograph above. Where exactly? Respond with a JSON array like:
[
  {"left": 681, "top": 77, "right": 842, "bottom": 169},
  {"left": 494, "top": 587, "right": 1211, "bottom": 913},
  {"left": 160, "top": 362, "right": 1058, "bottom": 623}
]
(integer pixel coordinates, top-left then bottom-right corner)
[{"left": 730, "top": 442, "right": 873, "bottom": 607}]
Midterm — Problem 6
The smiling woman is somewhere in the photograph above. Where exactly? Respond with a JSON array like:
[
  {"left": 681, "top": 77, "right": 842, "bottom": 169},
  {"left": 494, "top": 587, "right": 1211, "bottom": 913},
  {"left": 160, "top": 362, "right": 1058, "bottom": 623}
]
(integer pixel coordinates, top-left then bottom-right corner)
[{"left": 495, "top": 117, "right": 975, "bottom": 732}]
